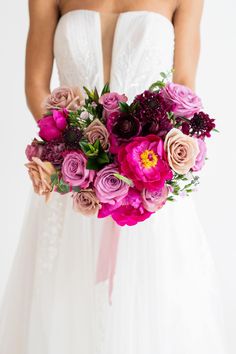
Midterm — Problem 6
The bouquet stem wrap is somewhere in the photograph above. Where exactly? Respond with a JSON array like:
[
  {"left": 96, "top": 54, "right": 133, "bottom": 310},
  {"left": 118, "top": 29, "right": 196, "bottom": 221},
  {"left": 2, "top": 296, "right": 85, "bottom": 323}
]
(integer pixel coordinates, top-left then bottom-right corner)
[{"left": 95, "top": 217, "right": 121, "bottom": 305}]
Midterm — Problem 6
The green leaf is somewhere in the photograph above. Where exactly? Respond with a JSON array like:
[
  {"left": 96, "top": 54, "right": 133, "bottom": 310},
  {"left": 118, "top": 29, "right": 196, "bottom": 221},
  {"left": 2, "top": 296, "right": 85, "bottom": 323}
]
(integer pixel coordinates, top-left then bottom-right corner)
[
  {"left": 86, "top": 158, "right": 101, "bottom": 170},
  {"left": 101, "top": 83, "right": 110, "bottom": 95},
  {"left": 97, "top": 152, "right": 110, "bottom": 164},
  {"left": 113, "top": 173, "right": 134, "bottom": 187},
  {"left": 119, "top": 101, "right": 130, "bottom": 113},
  {"left": 160, "top": 72, "right": 167, "bottom": 79},
  {"left": 83, "top": 86, "right": 93, "bottom": 100},
  {"left": 213, "top": 128, "right": 220, "bottom": 133},
  {"left": 50, "top": 173, "right": 59, "bottom": 188},
  {"left": 72, "top": 186, "right": 81, "bottom": 193},
  {"left": 149, "top": 80, "right": 166, "bottom": 91}
]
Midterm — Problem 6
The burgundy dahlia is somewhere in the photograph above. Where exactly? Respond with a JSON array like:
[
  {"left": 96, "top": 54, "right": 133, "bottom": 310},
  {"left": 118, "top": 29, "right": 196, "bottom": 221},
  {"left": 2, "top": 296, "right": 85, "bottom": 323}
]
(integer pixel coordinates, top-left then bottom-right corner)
[
  {"left": 63, "top": 126, "right": 83, "bottom": 149},
  {"left": 107, "top": 111, "right": 142, "bottom": 153},
  {"left": 41, "top": 139, "right": 66, "bottom": 166},
  {"left": 133, "top": 90, "right": 173, "bottom": 138},
  {"left": 182, "top": 112, "right": 216, "bottom": 138}
]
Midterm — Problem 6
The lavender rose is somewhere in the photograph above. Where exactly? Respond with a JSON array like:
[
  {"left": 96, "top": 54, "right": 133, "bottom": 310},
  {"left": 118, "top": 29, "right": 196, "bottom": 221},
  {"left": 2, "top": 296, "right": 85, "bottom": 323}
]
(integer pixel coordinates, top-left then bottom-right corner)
[
  {"left": 94, "top": 163, "right": 129, "bottom": 205},
  {"left": 44, "top": 86, "right": 83, "bottom": 112},
  {"left": 73, "top": 189, "right": 100, "bottom": 216},
  {"left": 61, "top": 151, "right": 95, "bottom": 188},
  {"left": 192, "top": 138, "right": 207, "bottom": 171},
  {"left": 164, "top": 128, "right": 200, "bottom": 175},
  {"left": 99, "top": 92, "right": 128, "bottom": 118},
  {"left": 84, "top": 118, "right": 110, "bottom": 151},
  {"left": 142, "top": 185, "right": 169, "bottom": 212},
  {"left": 161, "top": 83, "right": 202, "bottom": 118}
]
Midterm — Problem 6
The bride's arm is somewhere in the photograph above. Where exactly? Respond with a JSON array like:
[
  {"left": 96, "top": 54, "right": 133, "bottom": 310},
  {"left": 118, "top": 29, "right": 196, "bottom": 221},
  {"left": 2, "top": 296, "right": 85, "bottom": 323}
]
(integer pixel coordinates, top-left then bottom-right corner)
[
  {"left": 172, "top": 0, "right": 204, "bottom": 91},
  {"left": 25, "top": 0, "right": 59, "bottom": 121}
]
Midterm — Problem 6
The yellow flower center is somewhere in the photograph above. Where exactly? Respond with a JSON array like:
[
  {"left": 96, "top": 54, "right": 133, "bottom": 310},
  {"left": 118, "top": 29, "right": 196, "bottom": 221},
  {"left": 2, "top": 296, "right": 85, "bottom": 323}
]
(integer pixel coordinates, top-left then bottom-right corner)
[{"left": 140, "top": 149, "right": 158, "bottom": 169}]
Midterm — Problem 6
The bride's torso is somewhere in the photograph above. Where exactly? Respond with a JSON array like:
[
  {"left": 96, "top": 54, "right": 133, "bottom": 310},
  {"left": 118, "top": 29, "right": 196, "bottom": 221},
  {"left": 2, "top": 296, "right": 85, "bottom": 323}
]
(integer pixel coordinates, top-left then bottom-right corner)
[{"left": 54, "top": 9, "right": 175, "bottom": 101}]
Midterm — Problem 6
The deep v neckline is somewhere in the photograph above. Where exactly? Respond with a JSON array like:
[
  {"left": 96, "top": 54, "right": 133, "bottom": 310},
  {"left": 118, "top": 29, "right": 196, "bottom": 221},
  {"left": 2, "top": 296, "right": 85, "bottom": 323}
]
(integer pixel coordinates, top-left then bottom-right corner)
[{"left": 96, "top": 11, "right": 121, "bottom": 88}]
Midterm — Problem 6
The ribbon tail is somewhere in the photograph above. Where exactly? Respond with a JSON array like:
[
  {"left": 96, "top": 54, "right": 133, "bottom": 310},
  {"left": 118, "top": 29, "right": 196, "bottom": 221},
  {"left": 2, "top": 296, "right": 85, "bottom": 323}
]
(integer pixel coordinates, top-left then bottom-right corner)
[{"left": 95, "top": 217, "right": 121, "bottom": 305}]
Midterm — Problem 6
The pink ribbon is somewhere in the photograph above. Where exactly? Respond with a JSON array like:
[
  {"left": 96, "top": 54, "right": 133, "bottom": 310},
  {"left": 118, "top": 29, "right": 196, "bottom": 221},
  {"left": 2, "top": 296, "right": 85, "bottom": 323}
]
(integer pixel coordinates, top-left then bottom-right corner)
[{"left": 95, "top": 217, "right": 121, "bottom": 305}]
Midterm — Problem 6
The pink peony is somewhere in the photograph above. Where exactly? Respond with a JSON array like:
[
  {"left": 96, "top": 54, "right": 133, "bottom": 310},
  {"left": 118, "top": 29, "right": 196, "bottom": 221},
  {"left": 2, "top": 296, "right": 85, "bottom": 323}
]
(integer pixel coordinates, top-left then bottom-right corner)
[
  {"left": 25, "top": 139, "right": 44, "bottom": 161},
  {"left": 192, "top": 138, "right": 207, "bottom": 171},
  {"left": 161, "top": 82, "right": 202, "bottom": 118},
  {"left": 38, "top": 109, "right": 68, "bottom": 142},
  {"left": 109, "top": 188, "right": 153, "bottom": 226},
  {"left": 118, "top": 135, "right": 173, "bottom": 191},
  {"left": 94, "top": 163, "right": 129, "bottom": 205},
  {"left": 99, "top": 92, "right": 128, "bottom": 118},
  {"left": 61, "top": 151, "right": 95, "bottom": 188},
  {"left": 142, "top": 185, "right": 169, "bottom": 212}
]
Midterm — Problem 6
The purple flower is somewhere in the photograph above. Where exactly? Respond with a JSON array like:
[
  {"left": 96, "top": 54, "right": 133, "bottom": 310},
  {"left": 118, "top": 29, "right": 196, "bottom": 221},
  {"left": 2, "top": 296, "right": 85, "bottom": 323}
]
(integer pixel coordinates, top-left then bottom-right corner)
[
  {"left": 192, "top": 138, "right": 207, "bottom": 171},
  {"left": 106, "top": 111, "right": 142, "bottom": 153},
  {"left": 161, "top": 82, "right": 202, "bottom": 118},
  {"left": 99, "top": 92, "right": 128, "bottom": 118},
  {"left": 61, "top": 151, "right": 95, "bottom": 187},
  {"left": 38, "top": 109, "right": 68, "bottom": 142},
  {"left": 133, "top": 90, "right": 173, "bottom": 138},
  {"left": 94, "top": 163, "right": 129, "bottom": 206}
]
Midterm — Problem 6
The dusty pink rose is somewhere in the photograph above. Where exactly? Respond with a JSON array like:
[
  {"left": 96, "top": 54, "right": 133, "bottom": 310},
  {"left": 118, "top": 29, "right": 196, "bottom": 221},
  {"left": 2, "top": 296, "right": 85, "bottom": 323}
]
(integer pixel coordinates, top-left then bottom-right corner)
[
  {"left": 99, "top": 92, "right": 128, "bottom": 118},
  {"left": 84, "top": 118, "right": 110, "bottom": 151},
  {"left": 164, "top": 128, "right": 200, "bottom": 174},
  {"left": 161, "top": 83, "right": 202, "bottom": 118},
  {"left": 44, "top": 86, "right": 83, "bottom": 111},
  {"left": 73, "top": 189, "right": 100, "bottom": 216},
  {"left": 38, "top": 110, "right": 68, "bottom": 142},
  {"left": 25, "top": 157, "right": 56, "bottom": 202},
  {"left": 192, "top": 138, "right": 207, "bottom": 171},
  {"left": 61, "top": 151, "right": 95, "bottom": 187},
  {"left": 25, "top": 139, "right": 44, "bottom": 161},
  {"left": 142, "top": 185, "right": 169, "bottom": 212}
]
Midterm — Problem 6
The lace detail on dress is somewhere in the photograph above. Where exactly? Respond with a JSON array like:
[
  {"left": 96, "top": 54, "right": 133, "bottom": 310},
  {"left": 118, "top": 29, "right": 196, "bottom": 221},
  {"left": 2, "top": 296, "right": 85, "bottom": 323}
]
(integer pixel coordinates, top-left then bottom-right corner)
[{"left": 36, "top": 194, "right": 67, "bottom": 275}]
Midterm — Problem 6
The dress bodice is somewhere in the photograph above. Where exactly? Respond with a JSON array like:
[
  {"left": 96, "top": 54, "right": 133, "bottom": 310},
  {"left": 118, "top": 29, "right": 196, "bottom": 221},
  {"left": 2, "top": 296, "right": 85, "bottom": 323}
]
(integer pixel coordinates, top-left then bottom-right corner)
[{"left": 54, "top": 9, "right": 175, "bottom": 101}]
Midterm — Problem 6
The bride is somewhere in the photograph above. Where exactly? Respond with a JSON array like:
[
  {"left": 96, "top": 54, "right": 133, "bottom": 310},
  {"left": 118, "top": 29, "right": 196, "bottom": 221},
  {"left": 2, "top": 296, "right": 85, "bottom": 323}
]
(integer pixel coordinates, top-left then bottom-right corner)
[{"left": 0, "top": 0, "right": 227, "bottom": 353}]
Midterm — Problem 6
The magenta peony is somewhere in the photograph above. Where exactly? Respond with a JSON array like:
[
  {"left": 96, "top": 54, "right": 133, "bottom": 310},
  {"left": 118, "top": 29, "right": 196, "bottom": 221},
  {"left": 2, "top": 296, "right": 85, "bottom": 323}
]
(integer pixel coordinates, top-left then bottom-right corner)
[
  {"left": 192, "top": 138, "right": 207, "bottom": 171},
  {"left": 109, "top": 188, "right": 153, "bottom": 226},
  {"left": 61, "top": 151, "right": 95, "bottom": 187},
  {"left": 38, "top": 109, "right": 68, "bottom": 142},
  {"left": 161, "top": 83, "right": 202, "bottom": 118},
  {"left": 118, "top": 135, "right": 173, "bottom": 191},
  {"left": 94, "top": 163, "right": 129, "bottom": 205},
  {"left": 142, "top": 185, "right": 169, "bottom": 212},
  {"left": 99, "top": 92, "right": 128, "bottom": 118}
]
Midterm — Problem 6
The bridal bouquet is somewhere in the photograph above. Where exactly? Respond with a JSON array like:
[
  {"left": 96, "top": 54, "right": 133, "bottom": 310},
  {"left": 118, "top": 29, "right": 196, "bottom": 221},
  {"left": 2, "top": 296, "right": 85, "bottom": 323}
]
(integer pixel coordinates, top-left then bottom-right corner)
[{"left": 25, "top": 72, "right": 217, "bottom": 226}]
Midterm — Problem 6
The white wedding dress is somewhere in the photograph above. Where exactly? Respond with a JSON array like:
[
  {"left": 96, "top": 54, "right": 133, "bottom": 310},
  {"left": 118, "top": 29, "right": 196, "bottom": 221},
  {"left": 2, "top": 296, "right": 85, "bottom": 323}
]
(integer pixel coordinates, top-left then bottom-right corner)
[{"left": 0, "top": 10, "right": 226, "bottom": 354}]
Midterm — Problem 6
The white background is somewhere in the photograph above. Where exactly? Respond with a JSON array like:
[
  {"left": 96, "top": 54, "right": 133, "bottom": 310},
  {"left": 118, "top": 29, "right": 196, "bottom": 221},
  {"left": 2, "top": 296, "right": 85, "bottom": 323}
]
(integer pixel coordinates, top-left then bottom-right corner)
[{"left": 0, "top": 0, "right": 235, "bottom": 352}]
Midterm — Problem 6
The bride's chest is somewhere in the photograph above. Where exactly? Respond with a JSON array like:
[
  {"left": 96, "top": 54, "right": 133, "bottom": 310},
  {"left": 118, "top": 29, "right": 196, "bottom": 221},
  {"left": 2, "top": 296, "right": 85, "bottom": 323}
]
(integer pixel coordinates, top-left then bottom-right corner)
[{"left": 53, "top": 10, "right": 175, "bottom": 97}]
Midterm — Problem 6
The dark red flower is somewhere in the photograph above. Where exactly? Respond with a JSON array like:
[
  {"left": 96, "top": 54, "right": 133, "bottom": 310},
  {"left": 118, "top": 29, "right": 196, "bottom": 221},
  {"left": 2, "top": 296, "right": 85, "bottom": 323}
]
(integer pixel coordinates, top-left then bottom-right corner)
[
  {"left": 181, "top": 112, "right": 216, "bottom": 138},
  {"left": 133, "top": 90, "right": 173, "bottom": 138},
  {"left": 41, "top": 139, "right": 66, "bottom": 166}
]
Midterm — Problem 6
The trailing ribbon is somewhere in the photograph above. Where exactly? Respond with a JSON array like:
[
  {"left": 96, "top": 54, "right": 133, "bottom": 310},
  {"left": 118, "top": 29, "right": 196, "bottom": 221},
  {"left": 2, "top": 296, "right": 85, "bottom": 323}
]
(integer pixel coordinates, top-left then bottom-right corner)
[{"left": 95, "top": 217, "right": 121, "bottom": 305}]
